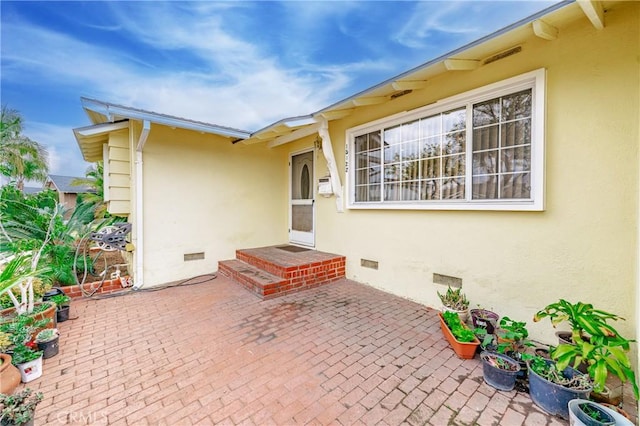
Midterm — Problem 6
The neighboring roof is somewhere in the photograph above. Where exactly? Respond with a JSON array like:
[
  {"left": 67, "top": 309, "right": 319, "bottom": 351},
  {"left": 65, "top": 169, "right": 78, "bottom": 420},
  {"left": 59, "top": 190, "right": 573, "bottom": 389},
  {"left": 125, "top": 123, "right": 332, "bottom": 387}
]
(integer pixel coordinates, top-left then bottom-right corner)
[
  {"left": 46, "top": 175, "right": 93, "bottom": 194},
  {"left": 23, "top": 187, "right": 42, "bottom": 195}
]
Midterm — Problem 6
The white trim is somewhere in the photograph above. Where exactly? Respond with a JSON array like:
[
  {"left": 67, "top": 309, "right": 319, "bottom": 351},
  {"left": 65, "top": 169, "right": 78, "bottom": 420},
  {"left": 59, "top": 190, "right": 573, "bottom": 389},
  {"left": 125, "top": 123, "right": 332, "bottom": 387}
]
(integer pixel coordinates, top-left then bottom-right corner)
[
  {"left": 346, "top": 68, "right": 546, "bottom": 211},
  {"left": 102, "top": 144, "right": 110, "bottom": 202}
]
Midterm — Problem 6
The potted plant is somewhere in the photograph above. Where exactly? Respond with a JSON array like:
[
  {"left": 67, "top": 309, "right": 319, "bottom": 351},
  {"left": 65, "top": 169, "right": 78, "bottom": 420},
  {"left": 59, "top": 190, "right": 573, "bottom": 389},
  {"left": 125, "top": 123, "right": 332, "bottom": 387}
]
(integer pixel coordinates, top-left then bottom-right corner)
[
  {"left": 437, "top": 286, "right": 470, "bottom": 322},
  {"left": 495, "top": 316, "right": 534, "bottom": 379},
  {"left": 10, "top": 345, "right": 42, "bottom": 383},
  {"left": 470, "top": 306, "right": 499, "bottom": 334},
  {"left": 0, "top": 388, "right": 44, "bottom": 426},
  {"left": 568, "top": 399, "right": 616, "bottom": 426},
  {"left": 480, "top": 351, "right": 520, "bottom": 391},
  {"left": 34, "top": 328, "right": 58, "bottom": 359},
  {"left": 438, "top": 310, "right": 480, "bottom": 359},
  {"left": 0, "top": 332, "right": 20, "bottom": 395},
  {"left": 533, "top": 299, "right": 639, "bottom": 403},
  {"left": 527, "top": 355, "right": 592, "bottom": 419},
  {"left": 49, "top": 294, "right": 70, "bottom": 323}
]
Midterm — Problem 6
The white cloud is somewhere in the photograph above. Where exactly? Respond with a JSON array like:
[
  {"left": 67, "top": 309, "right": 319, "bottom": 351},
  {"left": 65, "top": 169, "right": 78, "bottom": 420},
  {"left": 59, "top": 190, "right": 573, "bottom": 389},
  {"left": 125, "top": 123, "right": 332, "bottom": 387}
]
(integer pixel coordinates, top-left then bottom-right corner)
[{"left": 24, "top": 122, "right": 91, "bottom": 178}]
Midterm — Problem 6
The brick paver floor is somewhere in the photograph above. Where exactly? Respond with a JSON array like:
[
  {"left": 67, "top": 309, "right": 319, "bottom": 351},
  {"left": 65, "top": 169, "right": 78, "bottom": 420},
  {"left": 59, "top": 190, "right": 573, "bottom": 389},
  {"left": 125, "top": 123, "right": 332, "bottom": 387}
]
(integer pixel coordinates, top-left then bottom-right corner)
[{"left": 23, "top": 276, "right": 632, "bottom": 425}]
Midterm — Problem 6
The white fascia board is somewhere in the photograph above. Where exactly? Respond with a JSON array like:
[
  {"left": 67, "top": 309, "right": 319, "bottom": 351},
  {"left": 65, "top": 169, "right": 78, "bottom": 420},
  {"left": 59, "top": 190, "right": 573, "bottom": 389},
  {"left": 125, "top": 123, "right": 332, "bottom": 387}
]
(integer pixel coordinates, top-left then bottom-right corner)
[{"left": 73, "top": 121, "right": 130, "bottom": 137}]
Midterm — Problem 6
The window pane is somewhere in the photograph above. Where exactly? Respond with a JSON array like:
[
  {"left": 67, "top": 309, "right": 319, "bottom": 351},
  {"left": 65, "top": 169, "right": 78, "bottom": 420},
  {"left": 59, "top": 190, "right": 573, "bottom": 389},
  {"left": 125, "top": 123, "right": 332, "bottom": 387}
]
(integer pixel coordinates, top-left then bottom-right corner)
[
  {"left": 403, "top": 140, "right": 420, "bottom": 161},
  {"left": 444, "top": 131, "right": 465, "bottom": 155},
  {"left": 356, "top": 152, "right": 369, "bottom": 168},
  {"left": 368, "top": 149, "right": 381, "bottom": 165},
  {"left": 402, "top": 181, "right": 420, "bottom": 201},
  {"left": 384, "top": 183, "right": 401, "bottom": 201},
  {"left": 369, "top": 131, "right": 381, "bottom": 150},
  {"left": 384, "top": 125, "right": 401, "bottom": 145},
  {"left": 384, "top": 143, "right": 401, "bottom": 163},
  {"left": 421, "top": 157, "right": 440, "bottom": 179},
  {"left": 369, "top": 165, "right": 381, "bottom": 184},
  {"left": 421, "top": 136, "right": 441, "bottom": 158},
  {"left": 442, "top": 178, "right": 465, "bottom": 199},
  {"left": 501, "top": 146, "right": 531, "bottom": 173},
  {"left": 473, "top": 98, "right": 500, "bottom": 126},
  {"left": 369, "top": 184, "right": 381, "bottom": 201},
  {"left": 443, "top": 154, "right": 465, "bottom": 177},
  {"left": 421, "top": 179, "right": 440, "bottom": 200},
  {"left": 443, "top": 108, "right": 466, "bottom": 133},
  {"left": 501, "top": 173, "right": 531, "bottom": 199},
  {"left": 384, "top": 164, "right": 400, "bottom": 182},
  {"left": 472, "top": 151, "right": 498, "bottom": 175},
  {"left": 420, "top": 115, "right": 440, "bottom": 137},
  {"left": 402, "top": 160, "right": 420, "bottom": 181},
  {"left": 356, "top": 185, "right": 367, "bottom": 202},
  {"left": 473, "top": 126, "right": 499, "bottom": 151},
  {"left": 355, "top": 135, "right": 368, "bottom": 153},
  {"left": 502, "top": 89, "right": 531, "bottom": 120},
  {"left": 473, "top": 174, "right": 499, "bottom": 199},
  {"left": 357, "top": 169, "right": 369, "bottom": 184},
  {"left": 403, "top": 120, "right": 419, "bottom": 142},
  {"left": 502, "top": 120, "right": 531, "bottom": 147}
]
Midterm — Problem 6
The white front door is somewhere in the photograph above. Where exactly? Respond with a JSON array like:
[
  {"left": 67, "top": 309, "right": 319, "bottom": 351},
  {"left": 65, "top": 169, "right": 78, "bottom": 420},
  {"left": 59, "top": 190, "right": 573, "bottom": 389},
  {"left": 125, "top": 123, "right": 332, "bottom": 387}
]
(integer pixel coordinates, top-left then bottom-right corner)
[{"left": 290, "top": 150, "right": 315, "bottom": 246}]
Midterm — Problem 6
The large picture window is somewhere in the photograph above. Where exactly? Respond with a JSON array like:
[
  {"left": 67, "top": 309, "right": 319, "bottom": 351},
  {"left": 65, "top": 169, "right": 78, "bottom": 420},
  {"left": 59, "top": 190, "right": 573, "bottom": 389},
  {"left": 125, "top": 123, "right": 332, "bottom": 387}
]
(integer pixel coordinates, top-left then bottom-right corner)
[{"left": 346, "top": 69, "right": 545, "bottom": 211}]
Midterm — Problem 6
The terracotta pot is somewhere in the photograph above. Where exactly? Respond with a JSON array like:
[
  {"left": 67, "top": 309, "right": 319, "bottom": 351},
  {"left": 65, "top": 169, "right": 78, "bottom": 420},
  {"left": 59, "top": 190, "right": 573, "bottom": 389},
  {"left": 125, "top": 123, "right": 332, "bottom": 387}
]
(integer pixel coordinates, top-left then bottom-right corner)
[
  {"left": 438, "top": 312, "right": 480, "bottom": 359},
  {"left": 0, "top": 353, "right": 21, "bottom": 395}
]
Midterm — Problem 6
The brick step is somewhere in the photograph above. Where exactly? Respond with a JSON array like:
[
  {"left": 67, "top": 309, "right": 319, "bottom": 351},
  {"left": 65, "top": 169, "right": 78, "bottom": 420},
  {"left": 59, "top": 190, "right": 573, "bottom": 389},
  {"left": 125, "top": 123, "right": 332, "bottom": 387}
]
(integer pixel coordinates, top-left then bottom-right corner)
[{"left": 218, "top": 259, "right": 286, "bottom": 299}]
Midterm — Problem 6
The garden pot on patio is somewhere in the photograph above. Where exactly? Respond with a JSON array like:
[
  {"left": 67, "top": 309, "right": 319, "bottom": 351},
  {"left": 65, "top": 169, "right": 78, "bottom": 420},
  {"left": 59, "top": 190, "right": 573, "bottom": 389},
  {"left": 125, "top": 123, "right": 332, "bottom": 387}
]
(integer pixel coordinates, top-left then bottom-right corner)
[
  {"left": 568, "top": 399, "right": 620, "bottom": 426},
  {"left": 528, "top": 359, "right": 592, "bottom": 419},
  {"left": 438, "top": 312, "right": 480, "bottom": 359},
  {"left": 56, "top": 305, "right": 70, "bottom": 323},
  {"left": 480, "top": 351, "right": 520, "bottom": 391},
  {"left": 471, "top": 309, "right": 499, "bottom": 334},
  {"left": 16, "top": 355, "right": 43, "bottom": 383},
  {"left": 0, "top": 354, "right": 21, "bottom": 395},
  {"left": 35, "top": 329, "right": 59, "bottom": 359}
]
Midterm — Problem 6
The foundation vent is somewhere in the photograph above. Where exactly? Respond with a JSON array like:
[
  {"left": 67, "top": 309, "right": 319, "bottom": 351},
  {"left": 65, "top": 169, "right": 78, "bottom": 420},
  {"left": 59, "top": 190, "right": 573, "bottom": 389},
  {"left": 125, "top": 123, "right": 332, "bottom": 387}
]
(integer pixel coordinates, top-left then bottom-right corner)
[
  {"left": 433, "top": 273, "right": 462, "bottom": 288},
  {"left": 361, "top": 259, "right": 379, "bottom": 270},
  {"left": 184, "top": 252, "right": 205, "bottom": 261}
]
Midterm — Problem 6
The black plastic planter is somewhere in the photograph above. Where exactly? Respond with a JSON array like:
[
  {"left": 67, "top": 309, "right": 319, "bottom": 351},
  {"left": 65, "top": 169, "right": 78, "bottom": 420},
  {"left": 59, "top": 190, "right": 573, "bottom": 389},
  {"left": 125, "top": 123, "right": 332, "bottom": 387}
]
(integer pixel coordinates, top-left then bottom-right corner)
[
  {"left": 57, "top": 306, "right": 70, "bottom": 323},
  {"left": 37, "top": 337, "right": 59, "bottom": 359},
  {"left": 471, "top": 309, "right": 499, "bottom": 334},
  {"left": 480, "top": 352, "right": 520, "bottom": 391},
  {"left": 528, "top": 360, "right": 592, "bottom": 419}
]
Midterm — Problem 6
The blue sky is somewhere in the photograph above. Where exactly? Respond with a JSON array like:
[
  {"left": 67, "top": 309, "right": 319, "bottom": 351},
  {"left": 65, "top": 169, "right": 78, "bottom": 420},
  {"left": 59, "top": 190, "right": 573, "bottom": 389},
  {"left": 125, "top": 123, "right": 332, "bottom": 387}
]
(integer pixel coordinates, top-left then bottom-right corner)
[{"left": 1, "top": 1, "right": 556, "bottom": 180}]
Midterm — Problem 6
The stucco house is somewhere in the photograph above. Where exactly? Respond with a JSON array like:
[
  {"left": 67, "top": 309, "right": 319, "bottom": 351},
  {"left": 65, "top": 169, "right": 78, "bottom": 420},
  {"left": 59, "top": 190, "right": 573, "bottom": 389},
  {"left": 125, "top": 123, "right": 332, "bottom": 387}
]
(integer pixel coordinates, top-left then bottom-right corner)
[{"left": 73, "top": 0, "right": 638, "bottom": 349}]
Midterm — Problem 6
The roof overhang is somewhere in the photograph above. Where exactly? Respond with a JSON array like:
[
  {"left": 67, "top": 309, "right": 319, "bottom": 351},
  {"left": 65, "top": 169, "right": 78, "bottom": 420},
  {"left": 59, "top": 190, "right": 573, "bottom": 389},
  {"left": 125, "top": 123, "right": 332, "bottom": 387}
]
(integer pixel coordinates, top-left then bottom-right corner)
[
  {"left": 73, "top": 120, "right": 130, "bottom": 162},
  {"left": 80, "top": 97, "right": 252, "bottom": 139}
]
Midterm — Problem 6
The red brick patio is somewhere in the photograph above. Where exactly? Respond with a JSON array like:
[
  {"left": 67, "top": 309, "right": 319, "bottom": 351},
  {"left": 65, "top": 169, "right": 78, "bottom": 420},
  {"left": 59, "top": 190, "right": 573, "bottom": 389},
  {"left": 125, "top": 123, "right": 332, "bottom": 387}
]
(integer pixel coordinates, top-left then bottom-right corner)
[{"left": 23, "top": 276, "right": 636, "bottom": 425}]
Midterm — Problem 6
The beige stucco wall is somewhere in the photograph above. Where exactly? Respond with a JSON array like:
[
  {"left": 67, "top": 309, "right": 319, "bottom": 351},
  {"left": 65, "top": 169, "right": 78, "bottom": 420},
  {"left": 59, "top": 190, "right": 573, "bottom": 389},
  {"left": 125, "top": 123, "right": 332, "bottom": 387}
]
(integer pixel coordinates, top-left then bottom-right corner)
[
  {"left": 135, "top": 125, "right": 288, "bottom": 287},
  {"left": 311, "top": 2, "right": 639, "bottom": 345}
]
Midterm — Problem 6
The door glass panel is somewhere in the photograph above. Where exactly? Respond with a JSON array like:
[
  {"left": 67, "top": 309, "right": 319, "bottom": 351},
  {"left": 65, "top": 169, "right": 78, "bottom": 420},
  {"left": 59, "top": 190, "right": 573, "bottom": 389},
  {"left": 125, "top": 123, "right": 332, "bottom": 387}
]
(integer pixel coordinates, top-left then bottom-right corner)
[{"left": 301, "top": 164, "right": 310, "bottom": 199}]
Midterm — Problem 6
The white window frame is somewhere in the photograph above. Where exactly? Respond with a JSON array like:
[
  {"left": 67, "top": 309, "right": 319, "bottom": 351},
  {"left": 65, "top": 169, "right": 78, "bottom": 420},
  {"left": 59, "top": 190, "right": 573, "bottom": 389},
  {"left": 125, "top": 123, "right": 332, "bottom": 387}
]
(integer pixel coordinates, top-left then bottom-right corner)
[{"left": 345, "top": 68, "right": 546, "bottom": 211}]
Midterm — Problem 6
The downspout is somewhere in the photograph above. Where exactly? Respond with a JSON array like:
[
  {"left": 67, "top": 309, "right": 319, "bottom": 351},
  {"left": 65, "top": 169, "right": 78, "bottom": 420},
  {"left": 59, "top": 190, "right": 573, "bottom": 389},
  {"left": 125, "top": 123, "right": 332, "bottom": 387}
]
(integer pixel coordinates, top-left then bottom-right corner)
[
  {"left": 317, "top": 118, "right": 344, "bottom": 212},
  {"left": 132, "top": 120, "right": 150, "bottom": 290}
]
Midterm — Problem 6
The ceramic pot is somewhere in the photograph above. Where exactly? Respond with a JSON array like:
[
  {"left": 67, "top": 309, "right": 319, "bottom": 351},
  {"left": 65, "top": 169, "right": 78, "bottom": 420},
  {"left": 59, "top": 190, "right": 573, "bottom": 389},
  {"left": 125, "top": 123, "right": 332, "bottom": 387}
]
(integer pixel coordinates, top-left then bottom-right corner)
[{"left": 0, "top": 354, "right": 21, "bottom": 395}]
